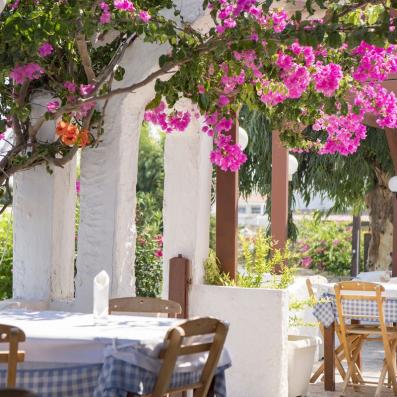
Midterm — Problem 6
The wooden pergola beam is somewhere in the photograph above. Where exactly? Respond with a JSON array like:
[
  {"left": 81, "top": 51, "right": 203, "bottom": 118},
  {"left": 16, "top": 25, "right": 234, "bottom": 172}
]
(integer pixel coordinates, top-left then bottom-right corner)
[
  {"left": 215, "top": 118, "right": 239, "bottom": 279},
  {"left": 271, "top": 131, "right": 289, "bottom": 251}
]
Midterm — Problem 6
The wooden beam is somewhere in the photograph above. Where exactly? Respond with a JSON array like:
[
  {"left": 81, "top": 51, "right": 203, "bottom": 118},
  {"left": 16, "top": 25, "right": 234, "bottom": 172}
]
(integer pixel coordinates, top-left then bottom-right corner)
[
  {"left": 271, "top": 130, "right": 289, "bottom": 251},
  {"left": 216, "top": 118, "right": 238, "bottom": 279}
]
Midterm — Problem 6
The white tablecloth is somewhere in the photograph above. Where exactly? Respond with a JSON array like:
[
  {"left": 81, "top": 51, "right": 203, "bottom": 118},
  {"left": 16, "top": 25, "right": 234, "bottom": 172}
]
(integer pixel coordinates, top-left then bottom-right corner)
[{"left": 0, "top": 310, "right": 181, "bottom": 364}]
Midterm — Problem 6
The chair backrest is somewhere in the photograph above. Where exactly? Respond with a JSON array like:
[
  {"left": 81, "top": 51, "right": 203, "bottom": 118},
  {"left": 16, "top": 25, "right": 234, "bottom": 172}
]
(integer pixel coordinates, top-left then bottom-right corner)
[
  {"left": 0, "top": 325, "right": 26, "bottom": 387},
  {"left": 152, "top": 317, "right": 229, "bottom": 397},
  {"left": 334, "top": 281, "right": 385, "bottom": 323},
  {"left": 108, "top": 297, "right": 182, "bottom": 317},
  {"left": 0, "top": 389, "right": 37, "bottom": 397},
  {"left": 306, "top": 278, "right": 316, "bottom": 301}
]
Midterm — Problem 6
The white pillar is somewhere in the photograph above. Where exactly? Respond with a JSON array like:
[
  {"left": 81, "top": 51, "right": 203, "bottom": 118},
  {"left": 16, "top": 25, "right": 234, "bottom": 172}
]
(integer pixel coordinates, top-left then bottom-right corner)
[
  {"left": 74, "top": 39, "right": 165, "bottom": 312},
  {"left": 162, "top": 111, "right": 213, "bottom": 298},
  {"left": 13, "top": 94, "right": 76, "bottom": 302}
]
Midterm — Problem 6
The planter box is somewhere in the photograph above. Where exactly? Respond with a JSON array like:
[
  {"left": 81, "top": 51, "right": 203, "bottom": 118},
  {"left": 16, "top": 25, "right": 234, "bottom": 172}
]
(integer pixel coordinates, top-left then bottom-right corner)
[
  {"left": 288, "top": 335, "right": 319, "bottom": 397},
  {"left": 190, "top": 284, "right": 289, "bottom": 397}
]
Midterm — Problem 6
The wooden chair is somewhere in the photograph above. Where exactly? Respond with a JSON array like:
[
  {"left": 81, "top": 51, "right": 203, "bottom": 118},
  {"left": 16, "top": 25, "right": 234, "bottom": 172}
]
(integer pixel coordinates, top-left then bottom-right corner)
[
  {"left": 127, "top": 317, "right": 229, "bottom": 397},
  {"left": 306, "top": 279, "right": 347, "bottom": 383},
  {"left": 335, "top": 281, "right": 397, "bottom": 396},
  {"left": 109, "top": 297, "right": 182, "bottom": 318},
  {"left": 0, "top": 389, "right": 37, "bottom": 397},
  {"left": 0, "top": 325, "right": 25, "bottom": 388}
]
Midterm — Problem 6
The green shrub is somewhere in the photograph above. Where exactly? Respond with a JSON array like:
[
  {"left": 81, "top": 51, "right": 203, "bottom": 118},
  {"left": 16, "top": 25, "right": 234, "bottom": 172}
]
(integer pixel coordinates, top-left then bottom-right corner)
[
  {"left": 204, "top": 229, "right": 297, "bottom": 289},
  {"left": 134, "top": 192, "right": 163, "bottom": 297},
  {"left": 294, "top": 217, "right": 352, "bottom": 276},
  {"left": 0, "top": 212, "right": 13, "bottom": 299}
]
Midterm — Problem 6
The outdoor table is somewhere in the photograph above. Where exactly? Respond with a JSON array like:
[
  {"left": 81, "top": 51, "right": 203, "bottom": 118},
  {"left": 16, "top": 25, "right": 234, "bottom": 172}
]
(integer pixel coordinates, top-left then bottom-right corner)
[
  {"left": 0, "top": 310, "right": 231, "bottom": 397},
  {"left": 312, "top": 282, "right": 397, "bottom": 391}
]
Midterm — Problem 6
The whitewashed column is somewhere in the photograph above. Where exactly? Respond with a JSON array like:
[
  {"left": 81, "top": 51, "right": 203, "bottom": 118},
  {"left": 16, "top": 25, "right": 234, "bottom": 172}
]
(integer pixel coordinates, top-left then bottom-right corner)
[
  {"left": 74, "top": 40, "right": 166, "bottom": 312},
  {"left": 13, "top": 94, "right": 76, "bottom": 302},
  {"left": 162, "top": 111, "right": 213, "bottom": 298}
]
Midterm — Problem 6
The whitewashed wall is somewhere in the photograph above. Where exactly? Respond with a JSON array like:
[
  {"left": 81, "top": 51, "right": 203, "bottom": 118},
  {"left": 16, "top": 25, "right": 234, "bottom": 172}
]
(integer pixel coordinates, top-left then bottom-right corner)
[
  {"left": 13, "top": 94, "right": 76, "bottom": 303},
  {"left": 190, "top": 285, "right": 289, "bottom": 397}
]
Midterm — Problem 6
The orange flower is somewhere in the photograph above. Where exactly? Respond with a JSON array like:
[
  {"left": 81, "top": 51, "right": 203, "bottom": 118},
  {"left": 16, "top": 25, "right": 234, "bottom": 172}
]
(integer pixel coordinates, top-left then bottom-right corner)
[
  {"left": 56, "top": 120, "right": 69, "bottom": 136},
  {"left": 56, "top": 121, "right": 78, "bottom": 146},
  {"left": 78, "top": 129, "right": 91, "bottom": 148}
]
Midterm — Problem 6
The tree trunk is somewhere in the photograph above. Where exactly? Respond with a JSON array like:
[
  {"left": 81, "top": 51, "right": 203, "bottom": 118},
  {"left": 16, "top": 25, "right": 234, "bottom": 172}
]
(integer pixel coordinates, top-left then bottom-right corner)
[{"left": 366, "top": 170, "right": 393, "bottom": 271}]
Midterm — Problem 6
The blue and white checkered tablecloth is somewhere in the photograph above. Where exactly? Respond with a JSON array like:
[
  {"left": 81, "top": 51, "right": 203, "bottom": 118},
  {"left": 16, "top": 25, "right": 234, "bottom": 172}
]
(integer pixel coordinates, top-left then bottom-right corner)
[
  {"left": 0, "top": 359, "right": 229, "bottom": 397},
  {"left": 94, "top": 355, "right": 229, "bottom": 397},
  {"left": 0, "top": 363, "right": 103, "bottom": 396},
  {"left": 313, "top": 293, "right": 397, "bottom": 328}
]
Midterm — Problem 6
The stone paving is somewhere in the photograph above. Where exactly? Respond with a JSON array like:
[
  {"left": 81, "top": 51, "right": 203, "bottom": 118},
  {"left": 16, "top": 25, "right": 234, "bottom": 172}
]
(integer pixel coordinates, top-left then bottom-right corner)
[{"left": 307, "top": 341, "right": 396, "bottom": 396}]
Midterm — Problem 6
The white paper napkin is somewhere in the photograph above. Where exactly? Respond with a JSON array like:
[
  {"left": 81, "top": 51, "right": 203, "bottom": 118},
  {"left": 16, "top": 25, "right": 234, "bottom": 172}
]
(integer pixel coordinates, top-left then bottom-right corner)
[{"left": 93, "top": 270, "right": 109, "bottom": 319}]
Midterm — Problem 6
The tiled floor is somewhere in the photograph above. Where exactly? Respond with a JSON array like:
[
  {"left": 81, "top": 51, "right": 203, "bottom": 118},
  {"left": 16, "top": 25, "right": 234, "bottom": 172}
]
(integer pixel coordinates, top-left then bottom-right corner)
[{"left": 307, "top": 342, "right": 396, "bottom": 396}]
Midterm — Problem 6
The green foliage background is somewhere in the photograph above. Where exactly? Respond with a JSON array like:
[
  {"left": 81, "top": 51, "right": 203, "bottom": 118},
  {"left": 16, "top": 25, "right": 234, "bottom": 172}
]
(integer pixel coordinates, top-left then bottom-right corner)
[
  {"left": 135, "top": 124, "right": 164, "bottom": 297},
  {"left": 135, "top": 192, "right": 163, "bottom": 297},
  {"left": 0, "top": 212, "right": 13, "bottom": 299},
  {"left": 294, "top": 217, "right": 354, "bottom": 276}
]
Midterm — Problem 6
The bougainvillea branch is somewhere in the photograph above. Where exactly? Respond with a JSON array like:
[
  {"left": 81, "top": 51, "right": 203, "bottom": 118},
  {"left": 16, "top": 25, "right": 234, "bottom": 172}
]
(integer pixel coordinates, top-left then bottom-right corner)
[{"left": 1, "top": 0, "right": 397, "bottom": 212}]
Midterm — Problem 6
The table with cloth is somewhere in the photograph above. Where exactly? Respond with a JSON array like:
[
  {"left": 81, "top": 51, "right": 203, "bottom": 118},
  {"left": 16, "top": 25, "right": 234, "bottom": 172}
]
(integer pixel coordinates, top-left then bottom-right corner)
[
  {"left": 312, "top": 282, "right": 397, "bottom": 392},
  {"left": 0, "top": 310, "right": 231, "bottom": 397}
]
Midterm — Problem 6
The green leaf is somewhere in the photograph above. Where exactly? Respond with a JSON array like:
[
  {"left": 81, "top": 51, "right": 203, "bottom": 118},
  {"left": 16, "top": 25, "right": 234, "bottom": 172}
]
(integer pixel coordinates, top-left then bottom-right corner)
[{"left": 146, "top": 95, "right": 162, "bottom": 110}]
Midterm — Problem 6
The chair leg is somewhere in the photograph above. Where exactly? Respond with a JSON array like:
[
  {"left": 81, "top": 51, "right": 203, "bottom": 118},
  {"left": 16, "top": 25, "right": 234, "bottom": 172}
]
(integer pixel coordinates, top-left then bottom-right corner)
[
  {"left": 376, "top": 361, "right": 388, "bottom": 397},
  {"left": 341, "top": 337, "right": 363, "bottom": 396},
  {"left": 310, "top": 362, "right": 325, "bottom": 383},
  {"left": 383, "top": 339, "right": 397, "bottom": 394}
]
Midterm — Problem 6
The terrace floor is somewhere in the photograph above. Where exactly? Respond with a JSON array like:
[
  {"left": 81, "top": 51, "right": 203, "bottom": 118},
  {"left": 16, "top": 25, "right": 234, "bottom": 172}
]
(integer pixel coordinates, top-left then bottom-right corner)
[{"left": 307, "top": 341, "right": 395, "bottom": 396}]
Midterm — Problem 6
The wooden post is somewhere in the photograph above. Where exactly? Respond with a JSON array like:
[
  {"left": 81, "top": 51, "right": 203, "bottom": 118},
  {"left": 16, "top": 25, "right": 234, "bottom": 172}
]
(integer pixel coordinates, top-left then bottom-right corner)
[
  {"left": 351, "top": 214, "right": 361, "bottom": 277},
  {"left": 168, "top": 255, "right": 191, "bottom": 318},
  {"left": 324, "top": 323, "right": 336, "bottom": 391},
  {"left": 215, "top": 118, "right": 239, "bottom": 279},
  {"left": 271, "top": 130, "right": 289, "bottom": 251},
  {"left": 385, "top": 129, "right": 397, "bottom": 276}
]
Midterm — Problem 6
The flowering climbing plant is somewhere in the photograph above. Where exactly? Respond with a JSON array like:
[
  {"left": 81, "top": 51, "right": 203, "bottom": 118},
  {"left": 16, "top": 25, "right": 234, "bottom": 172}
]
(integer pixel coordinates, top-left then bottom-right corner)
[{"left": 1, "top": 0, "right": 397, "bottom": 211}]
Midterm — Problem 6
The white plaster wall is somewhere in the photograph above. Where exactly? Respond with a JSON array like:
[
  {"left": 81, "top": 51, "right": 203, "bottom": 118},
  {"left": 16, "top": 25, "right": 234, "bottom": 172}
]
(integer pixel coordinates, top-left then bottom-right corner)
[
  {"left": 162, "top": 112, "right": 213, "bottom": 298},
  {"left": 13, "top": 94, "right": 76, "bottom": 301},
  {"left": 190, "top": 285, "right": 289, "bottom": 397}
]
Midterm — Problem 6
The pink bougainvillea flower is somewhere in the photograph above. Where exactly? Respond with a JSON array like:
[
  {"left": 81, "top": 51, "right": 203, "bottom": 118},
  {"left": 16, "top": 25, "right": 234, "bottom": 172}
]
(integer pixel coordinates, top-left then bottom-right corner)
[
  {"left": 301, "top": 256, "right": 313, "bottom": 268},
  {"left": 138, "top": 10, "right": 151, "bottom": 23},
  {"left": 10, "top": 0, "right": 20, "bottom": 10},
  {"left": 313, "top": 63, "right": 343, "bottom": 97},
  {"left": 46, "top": 100, "right": 60, "bottom": 113},
  {"left": 99, "top": 2, "right": 111, "bottom": 24},
  {"left": 79, "top": 84, "right": 95, "bottom": 96},
  {"left": 78, "top": 101, "right": 96, "bottom": 118},
  {"left": 210, "top": 134, "right": 247, "bottom": 172},
  {"left": 0, "top": 133, "right": 4, "bottom": 141},
  {"left": 75, "top": 180, "right": 81, "bottom": 194},
  {"left": 10, "top": 63, "right": 44, "bottom": 85},
  {"left": 64, "top": 81, "right": 77, "bottom": 93},
  {"left": 271, "top": 9, "right": 289, "bottom": 33},
  {"left": 38, "top": 42, "right": 54, "bottom": 58},
  {"left": 113, "top": 0, "right": 134, "bottom": 12},
  {"left": 155, "top": 250, "right": 163, "bottom": 258},
  {"left": 144, "top": 101, "right": 191, "bottom": 133},
  {"left": 218, "top": 95, "right": 230, "bottom": 108},
  {"left": 198, "top": 85, "right": 205, "bottom": 94}
]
